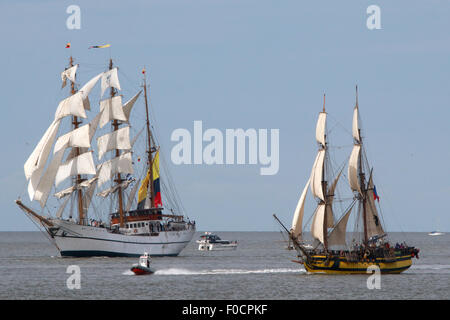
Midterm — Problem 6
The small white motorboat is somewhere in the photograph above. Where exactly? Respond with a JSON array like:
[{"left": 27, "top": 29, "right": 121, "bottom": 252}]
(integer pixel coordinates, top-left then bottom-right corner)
[
  {"left": 196, "top": 232, "right": 238, "bottom": 251},
  {"left": 428, "top": 231, "right": 444, "bottom": 236},
  {"left": 130, "top": 252, "right": 155, "bottom": 275}
]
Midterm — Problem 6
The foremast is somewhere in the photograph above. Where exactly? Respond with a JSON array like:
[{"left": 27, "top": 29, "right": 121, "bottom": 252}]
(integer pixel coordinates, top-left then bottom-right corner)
[
  {"left": 310, "top": 94, "right": 334, "bottom": 252},
  {"left": 288, "top": 94, "right": 352, "bottom": 256},
  {"left": 68, "top": 56, "right": 85, "bottom": 225},
  {"left": 20, "top": 54, "right": 103, "bottom": 224}
]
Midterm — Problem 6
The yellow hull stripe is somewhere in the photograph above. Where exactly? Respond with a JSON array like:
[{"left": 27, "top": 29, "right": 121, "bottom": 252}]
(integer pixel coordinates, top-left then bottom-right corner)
[{"left": 304, "top": 255, "right": 412, "bottom": 274}]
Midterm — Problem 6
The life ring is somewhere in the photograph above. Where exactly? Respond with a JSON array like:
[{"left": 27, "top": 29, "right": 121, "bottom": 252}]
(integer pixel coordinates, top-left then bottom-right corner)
[{"left": 134, "top": 229, "right": 138, "bottom": 233}]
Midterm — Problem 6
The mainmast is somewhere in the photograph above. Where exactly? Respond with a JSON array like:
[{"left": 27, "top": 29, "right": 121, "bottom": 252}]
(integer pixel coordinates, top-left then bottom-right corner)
[
  {"left": 109, "top": 59, "right": 125, "bottom": 227},
  {"left": 309, "top": 94, "right": 332, "bottom": 251},
  {"left": 142, "top": 69, "right": 155, "bottom": 208},
  {"left": 321, "top": 94, "right": 328, "bottom": 251},
  {"left": 68, "top": 56, "right": 85, "bottom": 225},
  {"left": 349, "top": 85, "right": 369, "bottom": 245},
  {"left": 356, "top": 86, "right": 368, "bottom": 245}
]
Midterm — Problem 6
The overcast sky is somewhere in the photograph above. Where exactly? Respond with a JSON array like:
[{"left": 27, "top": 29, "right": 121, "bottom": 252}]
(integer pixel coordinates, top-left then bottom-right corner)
[{"left": 0, "top": 0, "right": 449, "bottom": 232}]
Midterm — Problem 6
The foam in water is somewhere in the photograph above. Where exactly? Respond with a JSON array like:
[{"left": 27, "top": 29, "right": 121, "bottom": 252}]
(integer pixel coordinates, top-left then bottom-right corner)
[
  {"left": 410, "top": 264, "right": 450, "bottom": 270},
  {"left": 154, "top": 268, "right": 305, "bottom": 276},
  {"left": 122, "top": 270, "right": 134, "bottom": 275}
]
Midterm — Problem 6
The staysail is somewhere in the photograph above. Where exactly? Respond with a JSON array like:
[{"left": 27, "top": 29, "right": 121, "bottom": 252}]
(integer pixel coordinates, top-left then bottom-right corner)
[
  {"left": 291, "top": 179, "right": 310, "bottom": 240},
  {"left": 327, "top": 203, "right": 355, "bottom": 247}
]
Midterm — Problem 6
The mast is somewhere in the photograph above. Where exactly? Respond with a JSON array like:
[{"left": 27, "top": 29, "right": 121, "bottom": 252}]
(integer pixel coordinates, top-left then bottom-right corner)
[
  {"left": 68, "top": 56, "right": 85, "bottom": 225},
  {"left": 355, "top": 85, "right": 368, "bottom": 245},
  {"left": 142, "top": 69, "right": 155, "bottom": 208},
  {"left": 321, "top": 94, "right": 328, "bottom": 251},
  {"left": 109, "top": 59, "right": 125, "bottom": 227}
]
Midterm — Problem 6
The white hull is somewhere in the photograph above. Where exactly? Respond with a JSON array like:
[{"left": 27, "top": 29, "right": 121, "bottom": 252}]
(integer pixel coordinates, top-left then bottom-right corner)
[
  {"left": 49, "top": 219, "right": 195, "bottom": 257},
  {"left": 428, "top": 232, "right": 444, "bottom": 236}
]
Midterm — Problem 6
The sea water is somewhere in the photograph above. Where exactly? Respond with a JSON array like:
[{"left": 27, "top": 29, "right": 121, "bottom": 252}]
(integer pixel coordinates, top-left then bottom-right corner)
[{"left": 0, "top": 232, "right": 448, "bottom": 299}]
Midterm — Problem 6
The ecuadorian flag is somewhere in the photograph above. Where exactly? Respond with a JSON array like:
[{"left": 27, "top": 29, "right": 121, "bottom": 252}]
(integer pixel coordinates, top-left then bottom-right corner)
[
  {"left": 137, "top": 151, "right": 162, "bottom": 209},
  {"left": 152, "top": 151, "right": 162, "bottom": 208}
]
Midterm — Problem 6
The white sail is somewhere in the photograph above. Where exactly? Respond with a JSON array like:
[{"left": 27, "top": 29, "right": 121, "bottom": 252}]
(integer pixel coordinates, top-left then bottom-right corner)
[
  {"left": 64, "top": 112, "right": 102, "bottom": 162},
  {"left": 97, "top": 152, "right": 133, "bottom": 188},
  {"left": 24, "top": 119, "right": 61, "bottom": 180},
  {"left": 79, "top": 73, "right": 103, "bottom": 111},
  {"left": 33, "top": 148, "right": 66, "bottom": 207},
  {"left": 123, "top": 91, "right": 141, "bottom": 122},
  {"left": 348, "top": 145, "right": 362, "bottom": 194},
  {"left": 82, "top": 177, "right": 98, "bottom": 214},
  {"left": 310, "top": 149, "right": 325, "bottom": 201},
  {"left": 352, "top": 106, "right": 361, "bottom": 143},
  {"left": 327, "top": 204, "right": 354, "bottom": 247},
  {"left": 125, "top": 178, "right": 141, "bottom": 213},
  {"left": 54, "top": 176, "right": 97, "bottom": 199},
  {"left": 55, "top": 92, "right": 87, "bottom": 121},
  {"left": 291, "top": 178, "right": 310, "bottom": 240},
  {"left": 54, "top": 185, "right": 76, "bottom": 199},
  {"left": 56, "top": 195, "right": 71, "bottom": 218},
  {"left": 54, "top": 124, "right": 90, "bottom": 154},
  {"left": 25, "top": 120, "right": 61, "bottom": 201},
  {"left": 61, "top": 65, "right": 78, "bottom": 88},
  {"left": 97, "top": 179, "right": 134, "bottom": 198},
  {"left": 315, "top": 112, "right": 327, "bottom": 146},
  {"left": 97, "top": 126, "right": 131, "bottom": 160},
  {"left": 99, "top": 96, "right": 127, "bottom": 128},
  {"left": 311, "top": 204, "right": 326, "bottom": 244},
  {"left": 101, "top": 68, "right": 121, "bottom": 97},
  {"left": 27, "top": 167, "right": 44, "bottom": 201},
  {"left": 55, "top": 151, "right": 96, "bottom": 187}
]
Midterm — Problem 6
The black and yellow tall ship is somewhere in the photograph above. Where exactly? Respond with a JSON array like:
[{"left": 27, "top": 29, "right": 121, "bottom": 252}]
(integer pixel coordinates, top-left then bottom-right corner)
[{"left": 275, "top": 88, "right": 419, "bottom": 274}]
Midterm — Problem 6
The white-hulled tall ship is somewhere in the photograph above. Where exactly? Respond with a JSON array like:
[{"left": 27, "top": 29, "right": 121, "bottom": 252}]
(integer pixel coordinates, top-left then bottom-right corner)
[{"left": 16, "top": 53, "right": 196, "bottom": 257}]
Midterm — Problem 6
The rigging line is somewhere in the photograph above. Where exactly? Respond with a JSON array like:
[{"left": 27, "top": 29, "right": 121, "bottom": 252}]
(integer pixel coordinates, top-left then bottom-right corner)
[
  {"left": 327, "top": 113, "right": 353, "bottom": 138},
  {"left": 327, "top": 145, "right": 354, "bottom": 149},
  {"left": 23, "top": 211, "right": 59, "bottom": 250},
  {"left": 148, "top": 118, "right": 187, "bottom": 215},
  {"left": 143, "top": 75, "right": 188, "bottom": 217}
]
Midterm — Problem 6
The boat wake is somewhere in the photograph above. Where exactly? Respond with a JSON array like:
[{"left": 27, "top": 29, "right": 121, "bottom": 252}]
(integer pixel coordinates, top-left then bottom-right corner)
[
  {"left": 122, "top": 270, "right": 134, "bottom": 275},
  {"left": 153, "top": 267, "right": 305, "bottom": 276},
  {"left": 410, "top": 264, "right": 450, "bottom": 271}
]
